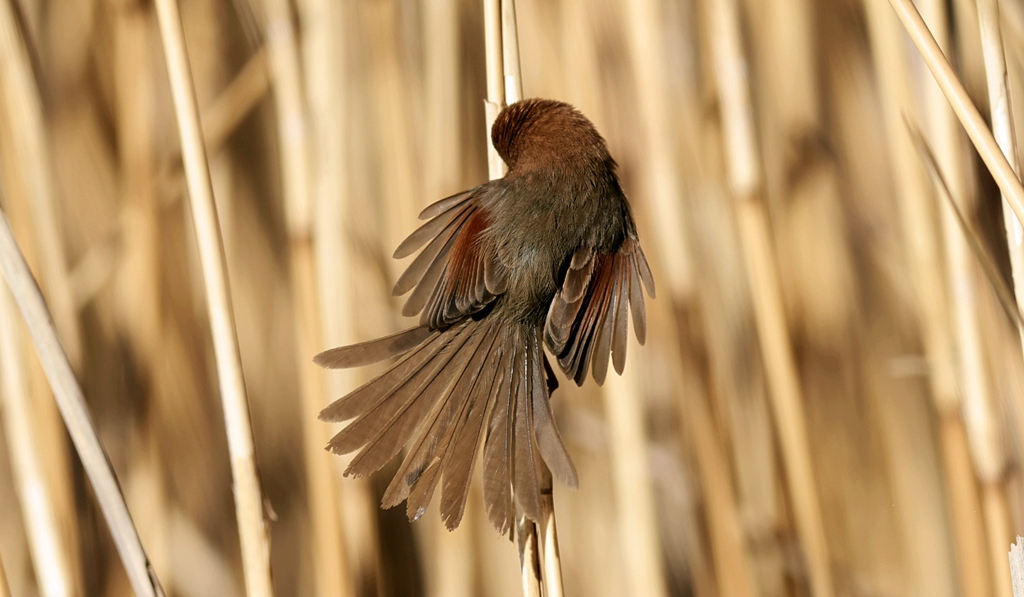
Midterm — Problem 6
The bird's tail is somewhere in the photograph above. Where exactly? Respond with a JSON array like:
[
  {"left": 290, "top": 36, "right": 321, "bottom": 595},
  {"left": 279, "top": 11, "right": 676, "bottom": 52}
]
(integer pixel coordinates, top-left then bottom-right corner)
[{"left": 315, "top": 318, "right": 578, "bottom": 533}]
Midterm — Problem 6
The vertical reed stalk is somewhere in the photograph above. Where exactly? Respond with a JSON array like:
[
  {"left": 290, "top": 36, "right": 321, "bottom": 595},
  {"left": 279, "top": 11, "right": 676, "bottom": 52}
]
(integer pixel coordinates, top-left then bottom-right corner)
[
  {"left": 603, "top": 352, "right": 670, "bottom": 597},
  {"left": 706, "top": 0, "right": 835, "bottom": 594},
  {"left": 0, "top": 0, "right": 82, "bottom": 367},
  {"left": 516, "top": 514, "right": 543, "bottom": 597},
  {"left": 483, "top": 0, "right": 505, "bottom": 179},
  {"left": 681, "top": 366, "right": 757, "bottom": 597},
  {"left": 976, "top": 0, "right": 1024, "bottom": 334},
  {"left": 0, "top": 207, "right": 164, "bottom": 597},
  {"left": 500, "top": 0, "right": 523, "bottom": 105},
  {"left": 538, "top": 467, "right": 565, "bottom": 597},
  {"left": 153, "top": 0, "right": 273, "bottom": 594},
  {"left": 1011, "top": 537, "right": 1024, "bottom": 596},
  {"left": 261, "top": 0, "right": 353, "bottom": 594},
  {"left": 621, "top": 0, "right": 693, "bottom": 299},
  {"left": 302, "top": 0, "right": 382, "bottom": 588},
  {"left": 975, "top": 5, "right": 1022, "bottom": 593},
  {"left": 0, "top": 285, "right": 71, "bottom": 597},
  {"left": 867, "top": 1, "right": 982, "bottom": 594},
  {"left": 0, "top": 1, "right": 84, "bottom": 588}
]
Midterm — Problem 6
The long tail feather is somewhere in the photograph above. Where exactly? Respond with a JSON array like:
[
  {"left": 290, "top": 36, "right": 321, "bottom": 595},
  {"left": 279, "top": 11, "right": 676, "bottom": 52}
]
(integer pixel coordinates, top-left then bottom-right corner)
[
  {"left": 514, "top": 333, "right": 542, "bottom": 522},
  {"left": 313, "top": 326, "right": 432, "bottom": 369},
  {"left": 440, "top": 342, "right": 505, "bottom": 529},
  {"left": 483, "top": 340, "right": 516, "bottom": 535}
]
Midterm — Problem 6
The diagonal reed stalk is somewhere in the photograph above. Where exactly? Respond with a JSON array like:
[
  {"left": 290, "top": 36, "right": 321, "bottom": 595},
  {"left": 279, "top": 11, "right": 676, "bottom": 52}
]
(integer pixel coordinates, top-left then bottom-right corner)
[
  {"left": 706, "top": 0, "right": 836, "bottom": 595},
  {"left": 0, "top": 206, "right": 164, "bottom": 597},
  {"left": 153, "top": 0, "right": 274, "bottom": 594}
]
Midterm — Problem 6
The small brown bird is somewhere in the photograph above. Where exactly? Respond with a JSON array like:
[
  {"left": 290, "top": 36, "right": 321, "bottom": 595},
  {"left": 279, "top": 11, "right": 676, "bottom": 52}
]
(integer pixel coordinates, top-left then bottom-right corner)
[{"left": 315, "top": 98, "right": 654, "bottom": 535}]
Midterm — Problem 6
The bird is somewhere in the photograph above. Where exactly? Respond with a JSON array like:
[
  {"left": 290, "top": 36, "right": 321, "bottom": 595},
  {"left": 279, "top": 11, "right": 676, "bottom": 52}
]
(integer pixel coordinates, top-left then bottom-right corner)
[{"left": 314, "top": 98, "right": 655, "bottom": 535}]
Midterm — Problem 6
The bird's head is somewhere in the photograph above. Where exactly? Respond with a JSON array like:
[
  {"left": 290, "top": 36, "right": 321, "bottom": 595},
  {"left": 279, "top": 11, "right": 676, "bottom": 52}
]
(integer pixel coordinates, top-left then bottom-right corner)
[{"left": 491, "top": 99, "right": 611, "bottom": 173}]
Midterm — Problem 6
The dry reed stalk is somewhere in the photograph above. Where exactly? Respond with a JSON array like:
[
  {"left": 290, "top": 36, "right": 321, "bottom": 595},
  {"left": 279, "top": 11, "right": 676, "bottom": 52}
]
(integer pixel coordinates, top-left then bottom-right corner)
[
  {"left": 291, "top": 242, "right": 353, "bottom": 597},
  {"left": 0, "top": 3, "right": 85, "bottom": 587},
  {"left": 974, "top": 16, "right": 1024, "bottom": 593},
  {"left": 364, "top": 1, "right": 419, "bottom": 283},
  {"left": 977, "top": 0, "right": 1024, "bottom": 350},
  {"left": 621, "top": 0, "right": 693, "bottom": 299},
  {"left": 484, "top": 0, "right": 505, "bottom": 179},
  {"left": 602, "top": 348, "right": 669, "bottom": 597},
  {"left": 917, "top": 2, "right": 995, "bottom": 596},
  {"left": 983, "top": 488, "right": 1016, "bottom": 597},
  {"left": 679, "top": 362, "right": 757, "bottom": 597},
  {"left": 538, "top": 467, "right": 564, "bottom": 597},
  {"left": 260, "top": 0, "right": 352, "bottom": 594},
  {"left": 516, "top": 515, "right": 542, "bottom": 597},
  {"left": 303, "top": 0, "right": 384, "bottom": 589},
  {"left": 0, "top": 207, "right": 164, "bottom": 596},
  {"left": 501, "top": 5, "right": 564, "bottom": 592},
  {"left": 886, "top": 0, "right": 1024, "bottom": 220},
  {"left": 706, "top": 0, "right": 835, "bottom": 595},
  {"left": 1012, "top": 537, "right": 1024, "bottom": 596},
  {"left": 0, "top": 0, "right": 82, "bottom": 369},
  {"left": 0, "top": 284, "right": 72, "bottom": 597},
  {"left": 501, "top": 0, "right": 523, "bottom": 105},
  {"left": 153, "top": 0, "right": 274, "bottom": 594},
  {"left": 740, "top": 0, "right": 855, "bottom": 588},
  {"left": 863, "top": 0, "right": 959, "bottom": 425}
]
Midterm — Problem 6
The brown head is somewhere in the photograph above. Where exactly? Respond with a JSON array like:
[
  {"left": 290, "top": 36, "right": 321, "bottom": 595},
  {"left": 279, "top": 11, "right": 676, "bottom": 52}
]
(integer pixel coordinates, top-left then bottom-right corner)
[{"left": 491, "top": 99, "right": 612, "bottom": 173}]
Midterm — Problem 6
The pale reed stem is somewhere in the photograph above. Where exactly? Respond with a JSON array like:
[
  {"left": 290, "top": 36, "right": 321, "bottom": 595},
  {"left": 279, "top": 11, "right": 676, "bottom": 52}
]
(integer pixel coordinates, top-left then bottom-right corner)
[{"left": 153, "top": 0, "right": 274, "bottom": 593}]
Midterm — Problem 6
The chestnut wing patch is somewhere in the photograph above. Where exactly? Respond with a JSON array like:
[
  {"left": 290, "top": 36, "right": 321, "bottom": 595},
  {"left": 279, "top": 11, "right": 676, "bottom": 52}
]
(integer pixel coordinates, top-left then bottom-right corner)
[
  {"left": 393, "top": 189, "right": 508, "bottom": 330},
  {"left": 544, "top": 237, "right": 655, "bottom": 385}
]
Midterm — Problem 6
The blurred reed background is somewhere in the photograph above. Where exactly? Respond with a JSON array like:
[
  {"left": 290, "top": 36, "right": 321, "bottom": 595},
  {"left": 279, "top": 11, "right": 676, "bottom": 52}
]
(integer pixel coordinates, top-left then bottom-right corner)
[{"left": 0, "top": 0, "right": 1023, "bottom": 595}]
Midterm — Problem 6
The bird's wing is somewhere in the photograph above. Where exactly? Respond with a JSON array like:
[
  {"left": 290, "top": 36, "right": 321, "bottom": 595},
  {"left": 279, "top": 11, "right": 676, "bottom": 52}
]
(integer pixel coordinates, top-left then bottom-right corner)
[
  {"left": 544, "top": 235, "right": 655, "bottom": 385},
  {"left": 392, "top": 187, "right": 508, "bottom": 330}
]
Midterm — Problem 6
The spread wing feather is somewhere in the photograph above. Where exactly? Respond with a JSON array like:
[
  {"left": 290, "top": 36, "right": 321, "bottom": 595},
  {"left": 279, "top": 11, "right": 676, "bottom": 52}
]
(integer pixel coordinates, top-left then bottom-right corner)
[
  {"left": 395, "top": 188, "right": 508, "bottom": 330},
  {"left": 544, "top": 236, "right": 654, "bottom": 386}
]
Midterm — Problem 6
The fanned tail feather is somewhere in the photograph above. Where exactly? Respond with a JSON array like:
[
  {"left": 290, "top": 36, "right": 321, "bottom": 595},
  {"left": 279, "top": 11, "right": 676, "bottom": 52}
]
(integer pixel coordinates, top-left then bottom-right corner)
[{"left": 317, "top": 318, "right": 576, "bottom": 533}]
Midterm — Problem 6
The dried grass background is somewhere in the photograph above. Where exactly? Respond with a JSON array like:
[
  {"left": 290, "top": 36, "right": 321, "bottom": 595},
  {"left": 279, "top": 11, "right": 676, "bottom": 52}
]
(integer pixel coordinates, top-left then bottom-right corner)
[{"left": 0, "top": 0, "right": 1023, "bottom": 595}]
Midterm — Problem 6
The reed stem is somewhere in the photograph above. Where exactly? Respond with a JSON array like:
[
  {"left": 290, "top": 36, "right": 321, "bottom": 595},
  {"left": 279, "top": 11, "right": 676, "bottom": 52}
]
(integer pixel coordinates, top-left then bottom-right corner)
[
  {"left": 0, "top": 283, "right": 72, "bottom": 597},
  {"left": 153, "top": 0, "right": 274, "bottom": 593},
  {"left": 707, "top": 0, "right": 835, "bottom": 594}
]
